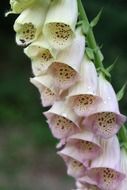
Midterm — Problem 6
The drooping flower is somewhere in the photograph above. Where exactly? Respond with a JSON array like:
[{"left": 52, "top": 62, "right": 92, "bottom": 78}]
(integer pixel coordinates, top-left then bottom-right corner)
[
  {"left": 30, "top": 74, "right": 59, "bottom": 107},
  {"left": 84, "top": 136, "right": 125, "bottom": 190},
  {"left": 48, "top": 28, "right": 85, "bottom": 90},
  {"left": 44, "top": 101, "right": 80, "bottom": 139},
  {"left": 83, "top": 74, "right": 126, "bottom": 138},
  {"left": 58, "top": 130, "right": 102, "bottom": 165},
  {"left": 67, "top": 56, "right": 102, "bottom": 117},
  {"left": 58, "top": 153, "right": 87, "bottom": 179},
  {"left": 116, "top": 148, "right": 127, "bottom": 190},
  {"left": 24, "top": 35, "right": 57, "bottom": 76},
  {"left": 14, "top": 0, "right": 50, "bottom": 46},
  {"left": 43, "top": 0, "right": 78, "bottom": 49},
  {"left": 9, "top": 0, "right": 35, "bottom": 14}
]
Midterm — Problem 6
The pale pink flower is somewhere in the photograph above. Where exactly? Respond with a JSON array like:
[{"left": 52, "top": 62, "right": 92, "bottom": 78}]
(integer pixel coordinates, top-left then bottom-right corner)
[
  {"left": 75, "top": 181, "right": 100, "bottom": 190},
  {"left": 116, "top": 148, "right": 127, "bottom": 190},
  {"left": 48, "top": 28, "right": 85, "bottom": 91},
  {"left": 67, "top": 56, "right": 102, "bottom": 117},
  {"left": 83, "top": 74, "right": 126, "bottom": 138},
  {"left": 84, "top": 136, "right": 125, "bottom": 190},
  {"left": 30, "top": 74, "right": 59, "bottom": 107},
  {"left": 44, "top": 101, "right": 80, "bottom": 139},
  {"left": 58, "top": 130, "right": 102, "bottom": 165},
  {"left": 58, "top": 154, "right": 87, "bottom": 178}
]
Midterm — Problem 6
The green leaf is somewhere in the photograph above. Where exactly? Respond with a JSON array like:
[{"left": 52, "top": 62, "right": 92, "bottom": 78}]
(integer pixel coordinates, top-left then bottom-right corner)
[
  {"left": 101, "top": 67, "right": 111, "bottom": 79},
  {"left": 82, "top": 20, "right": 90, "bottom": 34},
  {"left": 107, "top": 56, "right": 119, "bottom": 72},
  {"left": 86, "top": 48, "right": 94, "bottom": 60},
  {"left": 90, "top": 8, "right": 103, "bottom": 28},
  {"left": 117, "top": 82, "right": 127, "bottom": 101}
]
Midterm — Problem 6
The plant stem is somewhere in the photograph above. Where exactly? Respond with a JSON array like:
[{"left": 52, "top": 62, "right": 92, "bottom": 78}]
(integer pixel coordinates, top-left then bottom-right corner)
[{"left": 77, "top": 0, "right": 104, "bottom": 68}]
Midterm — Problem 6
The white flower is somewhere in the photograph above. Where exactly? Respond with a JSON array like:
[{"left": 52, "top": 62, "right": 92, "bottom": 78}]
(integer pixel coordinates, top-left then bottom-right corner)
[
  {"left": 14, "top": 1, "right": 50, "bottom": 46},
  {"left": 43, "top": 0, "right": 78, "bottom": 49}
]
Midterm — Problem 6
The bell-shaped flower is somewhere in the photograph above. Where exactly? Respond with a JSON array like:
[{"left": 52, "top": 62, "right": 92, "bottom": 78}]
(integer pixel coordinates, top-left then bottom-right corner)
[
  {"left": 85, "top": 136, "right": 125, "bottom": 190},
  {"left": 116, "top": 148, "right": 127, "bottom": 190},
  {"left": 14, "top": 0, "right": 50, "bottom": 46},
  {"left": 43, "top": 0, "right": 78, "bottom": 49},
  {"left": 30, "top": 74, "right": 59, "bottom": 107},
  {"left": 58, "top": 153, "right": 87, "bottom": 179},
  {"left": 58, "top": 130, "right": 102, "bottom": 165},
  {"left": 83, "top": 74, "right": 126, "bottom": 138},
  {"left": 24, "top": 35, "right": 57, "bottom": 76},
  {"left": 44, "top": 101, "right": 80, "bottom": 139},
  {"left": 67, "top": 56, "right": 102, "bottom": 117},
  {"left": 48, "top": 28, "right": 85, "bottom": 91},
  {"left": 9, "top": 0, "right": 35, "bottom": 14}
]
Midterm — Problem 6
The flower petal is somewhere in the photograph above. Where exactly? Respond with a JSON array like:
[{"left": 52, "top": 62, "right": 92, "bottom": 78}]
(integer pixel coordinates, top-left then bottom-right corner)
[
  {"left": 30, "top": 75, "right": 59, "bottom": 107},
  {"left": 14, "top": 1, "right": 50, "bottom": 46},
  {"left": 43, "top": 0, "right": 78, "bottom": 49},
  {"left": 86, "top": 136, "right": 125, "bottom": 190},
  {"left": 67, "top": 56, "right": 102, "bottom": 116},
  {"left": 48, "top": 28, "right": 85, "bottom": 90},
  {"left": 59, "top": 130, "right": 102, "bottom": 165},
  {"left": 58, "top": 153, "right": 87, "bottom": 178},
  {"left": 44, "top": 101, "right": 80, "bottom": 139},
  {"left": 24, "top": 35, "right": 57, "bottom": 75}
]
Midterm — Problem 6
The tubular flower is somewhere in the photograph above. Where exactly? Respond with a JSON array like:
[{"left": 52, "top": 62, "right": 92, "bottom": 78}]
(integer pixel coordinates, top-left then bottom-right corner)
[
  {"left": 83, "top": 74, "right": 126, "bottom": 138},
  {"left": 44, "top": 101, "right": 80, "bottom": 139},
  {"left": 9, "top": 0, "right": 35, "bottom": 14},
  {"left": 67, "top": 56, "right": 102, "bottom": 117},
  {"left": 85, "top": 136, "right": 125, "bottom": 190},
  {"left": 24, "top": 35, "right": 57, "bottom": 76},
  {"left": 43, "top": 0, "right": 78, "bottom": 49},
  {"left": 14, "top": 0, "right": 50, "bottom": 46},
  {"left": 116, "top": 148, "right": 127, "bottom": 190},
  {"left": 57, "top": 153, "right": 87, "bottom": 179},
  {"left": 30, "top": 75, "right": 59, "bottom": 107},
  {"left": 58, "top": 130, "right": 102, "bottom": 165},
  {"left": 48, "top": 28, "right": 85, "bottom": 90}
]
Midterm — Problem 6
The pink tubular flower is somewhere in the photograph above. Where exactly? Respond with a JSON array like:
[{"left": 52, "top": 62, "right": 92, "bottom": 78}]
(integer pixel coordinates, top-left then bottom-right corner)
[
  {"left": 67, "top": 56, "right": 102, "bottom": 117},
  {"left": 57, "top": 153, "right": 87, "bottom": 179},
  {"left": 30, "top": 74, "right": 59, "bottom": 107},
  {"left": 83, "top": 74, "right": 126, "bottom": 138},
  {"left": 48, "top": 28, "right": 85, "bottom": 91},
  {"left": 44, "top": 101, "right": 80, "bottom": 139},
  {"left": 115, "top": 148, "right": 127, "bottom": 190},
  {"left": 58, "top": 130, "right": 102, "bottom": 165},
  {"left": 84, "top": 136, "right": 125, "bottom": 190}
]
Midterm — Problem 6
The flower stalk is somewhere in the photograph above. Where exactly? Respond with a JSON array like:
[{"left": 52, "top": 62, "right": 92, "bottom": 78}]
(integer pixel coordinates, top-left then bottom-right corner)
[{"left": 77, "top": 0, "right": 104, "bottom": 69}]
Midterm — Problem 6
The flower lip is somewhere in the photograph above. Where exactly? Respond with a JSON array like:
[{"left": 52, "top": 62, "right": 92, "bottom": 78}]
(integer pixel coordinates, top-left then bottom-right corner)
[
  {"left": 82, "top": 111, "right": 126, "bottom": 139},
  {"left": 86, "top": 167, "right": 125, "bottom": 190}
]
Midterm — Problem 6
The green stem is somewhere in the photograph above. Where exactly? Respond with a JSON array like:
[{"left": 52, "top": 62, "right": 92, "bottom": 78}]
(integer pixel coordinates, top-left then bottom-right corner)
[
  {"left": 118, "top": 125, "right": 127, "bottom": 144},
  {"left": 77, "top": 0, "right": 104, "bottom": 68}
]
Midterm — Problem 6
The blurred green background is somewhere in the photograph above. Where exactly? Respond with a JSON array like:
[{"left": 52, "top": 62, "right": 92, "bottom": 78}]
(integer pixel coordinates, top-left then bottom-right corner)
[{"left": 0, "top": 0, "right": 127, "bottom": 189}]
